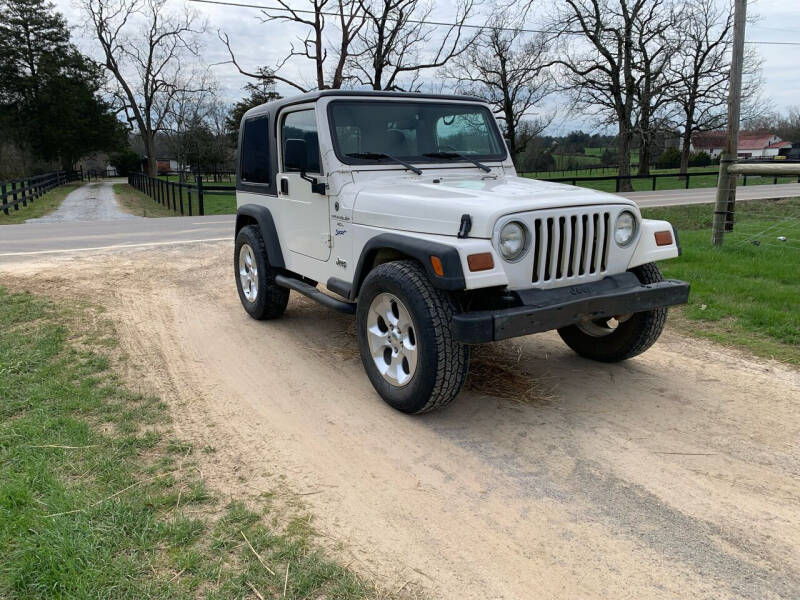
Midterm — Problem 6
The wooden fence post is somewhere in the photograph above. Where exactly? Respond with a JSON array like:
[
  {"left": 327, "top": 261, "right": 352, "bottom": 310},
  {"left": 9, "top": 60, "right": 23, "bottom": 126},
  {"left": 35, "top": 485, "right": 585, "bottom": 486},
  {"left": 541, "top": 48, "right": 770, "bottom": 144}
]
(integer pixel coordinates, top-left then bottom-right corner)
[{"left": 1, "top": 183, "right": 7, "bottom": 215}]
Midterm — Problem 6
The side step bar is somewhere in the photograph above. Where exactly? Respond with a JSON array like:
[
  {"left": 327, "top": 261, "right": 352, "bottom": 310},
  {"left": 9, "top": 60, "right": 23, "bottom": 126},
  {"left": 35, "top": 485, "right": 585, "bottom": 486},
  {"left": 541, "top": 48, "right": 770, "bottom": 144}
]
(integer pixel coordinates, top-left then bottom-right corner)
[{"left": 274, "top": 274, "right": 356, "bottom": 315}]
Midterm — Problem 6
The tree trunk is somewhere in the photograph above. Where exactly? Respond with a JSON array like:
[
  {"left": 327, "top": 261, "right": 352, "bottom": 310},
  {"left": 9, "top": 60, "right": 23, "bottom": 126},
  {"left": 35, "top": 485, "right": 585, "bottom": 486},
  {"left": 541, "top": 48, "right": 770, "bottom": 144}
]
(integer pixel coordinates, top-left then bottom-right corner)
[
  {"left": 144, "top": 135, "right": 158, "bottom": 177},
  {"left": 617, "top": 127, "right": 633, "bottom": 192},
  {"left": 679, "top": 131, "right": 692, "bottom": 177},
  {"left": 638, "top": 133, "right": 651, "bottom": 177},
  {"left": 504, "top": 102, "right": 517, "bottom": 158}
]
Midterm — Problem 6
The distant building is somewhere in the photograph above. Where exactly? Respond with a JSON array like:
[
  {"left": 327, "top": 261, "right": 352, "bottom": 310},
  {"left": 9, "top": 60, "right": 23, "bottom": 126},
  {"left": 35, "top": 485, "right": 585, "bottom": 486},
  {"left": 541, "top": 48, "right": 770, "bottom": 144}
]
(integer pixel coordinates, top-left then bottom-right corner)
[
  {"left": 141, "top": 157, "right": 179, "bottom": 173},
  {"left": 78, "top": 152, "right": 118, "bottom": 176},
  {"left": 691, "top": 132, "right": 793, "bottom": 159}
]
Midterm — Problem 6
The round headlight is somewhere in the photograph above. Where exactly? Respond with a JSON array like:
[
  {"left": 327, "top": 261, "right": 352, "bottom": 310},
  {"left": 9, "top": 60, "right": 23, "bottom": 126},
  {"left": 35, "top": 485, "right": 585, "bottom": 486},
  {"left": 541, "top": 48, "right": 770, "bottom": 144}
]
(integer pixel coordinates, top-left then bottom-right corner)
[
  {"left": 499, "top": 221, "right": 527, "bottom": 261},
  {"left": 614, "top": 211, "right": 637, "bottom": 246}
]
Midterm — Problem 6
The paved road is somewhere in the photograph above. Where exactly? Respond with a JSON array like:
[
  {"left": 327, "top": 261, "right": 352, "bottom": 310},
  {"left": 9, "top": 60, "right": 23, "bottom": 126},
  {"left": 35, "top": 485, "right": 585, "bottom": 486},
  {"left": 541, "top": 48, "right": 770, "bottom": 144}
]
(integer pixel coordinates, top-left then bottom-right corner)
[
  {"left": 622, "top": 181, "right": 800, "bottom": 207},
  {"left": 27, "top": 179, "right": 141, "bottom": 223},
  {"left": 1, "top": 182, "right": 798, "bottom": 259},
  {"left": 0, "top": 216, "right": 233, "bottom": 260}
]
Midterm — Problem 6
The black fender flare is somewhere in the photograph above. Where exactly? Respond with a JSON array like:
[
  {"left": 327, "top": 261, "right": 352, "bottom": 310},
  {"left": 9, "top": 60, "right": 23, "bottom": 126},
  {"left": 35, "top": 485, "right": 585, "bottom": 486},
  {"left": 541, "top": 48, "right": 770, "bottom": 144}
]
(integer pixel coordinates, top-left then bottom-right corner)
[
  {"left": 235, "top": 204, "right": 285, "bottom": 269},
  {"left": 345, "top": 233, "right": 466, "bottom": 300}
]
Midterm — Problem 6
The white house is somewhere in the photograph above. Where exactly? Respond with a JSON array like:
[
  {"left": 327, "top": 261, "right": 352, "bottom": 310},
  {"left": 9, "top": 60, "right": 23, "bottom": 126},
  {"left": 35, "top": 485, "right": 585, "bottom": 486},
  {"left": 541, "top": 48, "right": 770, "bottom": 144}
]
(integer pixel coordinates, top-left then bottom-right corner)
[{"left": 691, "top": 132, "right": 793, "bottom": 159}]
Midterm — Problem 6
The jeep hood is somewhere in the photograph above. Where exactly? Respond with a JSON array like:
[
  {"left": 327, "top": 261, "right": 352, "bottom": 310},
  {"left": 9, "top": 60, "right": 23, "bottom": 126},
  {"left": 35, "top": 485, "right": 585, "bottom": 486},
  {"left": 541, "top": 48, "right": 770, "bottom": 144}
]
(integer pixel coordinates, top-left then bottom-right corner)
[{"left": 350, "top": 171, "right": 637, "bottom": 238}]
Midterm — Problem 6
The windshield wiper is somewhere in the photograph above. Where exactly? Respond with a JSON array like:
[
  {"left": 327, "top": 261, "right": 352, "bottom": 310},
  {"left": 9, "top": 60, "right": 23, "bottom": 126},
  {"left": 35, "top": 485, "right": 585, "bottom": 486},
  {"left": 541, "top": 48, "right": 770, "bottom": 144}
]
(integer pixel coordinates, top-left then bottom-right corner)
[
  {"left": 423, "top": 151, "right": 491, "bottom": 173},
  {"left": 346, "top": 152, "right": 422, "bottom": 175}
]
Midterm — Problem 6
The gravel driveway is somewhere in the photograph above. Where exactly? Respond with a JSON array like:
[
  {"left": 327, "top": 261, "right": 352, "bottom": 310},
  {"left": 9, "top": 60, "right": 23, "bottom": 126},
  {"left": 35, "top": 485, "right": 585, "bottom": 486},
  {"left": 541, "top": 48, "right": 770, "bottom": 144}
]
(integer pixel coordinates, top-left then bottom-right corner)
[{"left": 27, "top": 179, "right": 142, "bottom": 223}]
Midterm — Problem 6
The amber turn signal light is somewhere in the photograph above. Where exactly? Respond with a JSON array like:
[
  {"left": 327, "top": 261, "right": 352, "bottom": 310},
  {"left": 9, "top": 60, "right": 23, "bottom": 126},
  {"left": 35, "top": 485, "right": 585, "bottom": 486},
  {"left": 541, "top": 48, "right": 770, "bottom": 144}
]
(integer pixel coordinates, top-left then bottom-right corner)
[
  {"left": 430, "top": 255, "right": 444, "bottom": 276},
  {"left": 467, "top": 252, "right": 494, "bottom": 272},
  {"left": 654, "top": 230, "right": 673, "bottom": 246}
]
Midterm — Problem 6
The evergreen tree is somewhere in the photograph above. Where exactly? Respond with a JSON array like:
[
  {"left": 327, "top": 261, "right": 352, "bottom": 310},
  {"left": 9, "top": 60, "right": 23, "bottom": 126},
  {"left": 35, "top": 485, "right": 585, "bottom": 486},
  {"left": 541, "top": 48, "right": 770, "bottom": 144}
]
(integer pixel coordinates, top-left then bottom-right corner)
[
  {"left": 0, "top": 0, "right": 125, "bottom": 171},
  {"left": 226, "top": 72, "right": 282, "bottom": 140}
]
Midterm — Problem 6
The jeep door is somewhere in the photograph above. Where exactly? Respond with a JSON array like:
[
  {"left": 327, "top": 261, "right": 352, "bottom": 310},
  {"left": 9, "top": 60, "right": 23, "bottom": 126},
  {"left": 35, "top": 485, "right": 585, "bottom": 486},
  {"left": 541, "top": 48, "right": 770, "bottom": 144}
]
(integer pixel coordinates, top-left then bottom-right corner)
[{"left": 277, "top": 107, "right": 331, "bottom": 262}]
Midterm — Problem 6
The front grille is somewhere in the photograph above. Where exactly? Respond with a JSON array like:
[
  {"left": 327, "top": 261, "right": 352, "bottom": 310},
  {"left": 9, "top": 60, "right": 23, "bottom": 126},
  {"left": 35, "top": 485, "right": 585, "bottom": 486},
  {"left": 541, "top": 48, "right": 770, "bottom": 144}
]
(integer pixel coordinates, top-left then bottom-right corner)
[{"left": 531, "top": 210, "right": 610, "bottom": 283}]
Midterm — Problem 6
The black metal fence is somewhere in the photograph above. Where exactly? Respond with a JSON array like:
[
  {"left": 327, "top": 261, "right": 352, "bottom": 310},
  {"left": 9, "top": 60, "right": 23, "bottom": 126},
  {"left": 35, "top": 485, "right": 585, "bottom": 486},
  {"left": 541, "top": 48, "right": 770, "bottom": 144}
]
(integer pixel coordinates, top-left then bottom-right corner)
[
  {"left": 540, "top": 170, "right": 800, "bottom": 193},
  {"left": 1, "top": 170, "right": 82, "bottom": 216},
  {"left": 160, "top": 170, "right": 235, "bottom": 183},
  {"left": 128, "top": 172, "right": 233, "bottom": 216}
]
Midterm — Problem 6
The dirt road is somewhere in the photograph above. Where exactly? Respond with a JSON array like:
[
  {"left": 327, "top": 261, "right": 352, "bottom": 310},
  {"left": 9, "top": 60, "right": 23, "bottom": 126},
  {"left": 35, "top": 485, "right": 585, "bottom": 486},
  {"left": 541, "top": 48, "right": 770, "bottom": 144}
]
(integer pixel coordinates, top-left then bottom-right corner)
[{"left": 2, "top": 243, "right": 798, "bottom": 599}]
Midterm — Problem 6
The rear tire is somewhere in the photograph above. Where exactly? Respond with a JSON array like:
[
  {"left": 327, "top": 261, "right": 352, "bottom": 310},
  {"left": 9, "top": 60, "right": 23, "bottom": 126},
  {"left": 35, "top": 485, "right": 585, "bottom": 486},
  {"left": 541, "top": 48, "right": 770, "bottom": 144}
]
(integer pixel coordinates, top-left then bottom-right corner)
[
  {"left": 356, "top": 260, "right": 469, "bottom": 414},
  {"left": 557, "top": 263, "right": 667, "bottom": 362},
  {"left": 234, "top": 225, "right": 289, "bottom": 320}
]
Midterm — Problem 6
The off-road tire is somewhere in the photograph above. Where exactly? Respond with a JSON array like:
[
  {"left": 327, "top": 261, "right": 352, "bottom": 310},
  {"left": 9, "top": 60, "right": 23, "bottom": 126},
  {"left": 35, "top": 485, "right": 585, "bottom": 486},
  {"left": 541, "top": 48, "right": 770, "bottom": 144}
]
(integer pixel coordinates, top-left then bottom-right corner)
[
  {"left": 234, "top": 225, "right": 289, "bottom": 320},
  {"left": 356, "top": 260, "right": 469, "bottom": 414},
  {"left": 557, "top": 262, "right": 667, "bottom": 362}
]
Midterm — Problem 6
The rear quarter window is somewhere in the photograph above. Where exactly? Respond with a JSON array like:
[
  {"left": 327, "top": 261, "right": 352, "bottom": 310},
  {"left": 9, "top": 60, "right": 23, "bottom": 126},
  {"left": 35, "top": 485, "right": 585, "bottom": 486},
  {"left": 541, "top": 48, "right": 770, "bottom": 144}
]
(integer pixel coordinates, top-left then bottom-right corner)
[{"left": 241, "top": 116, "right": 270, "bottom": 184}]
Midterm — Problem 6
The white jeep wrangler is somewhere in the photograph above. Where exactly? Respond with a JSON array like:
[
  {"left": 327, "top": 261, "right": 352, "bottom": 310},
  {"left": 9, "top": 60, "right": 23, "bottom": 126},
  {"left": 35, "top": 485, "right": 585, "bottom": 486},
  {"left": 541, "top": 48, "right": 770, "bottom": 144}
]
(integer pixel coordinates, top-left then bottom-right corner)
[{"left": 234, "top": 91, "right": 689, "bottom": 413}]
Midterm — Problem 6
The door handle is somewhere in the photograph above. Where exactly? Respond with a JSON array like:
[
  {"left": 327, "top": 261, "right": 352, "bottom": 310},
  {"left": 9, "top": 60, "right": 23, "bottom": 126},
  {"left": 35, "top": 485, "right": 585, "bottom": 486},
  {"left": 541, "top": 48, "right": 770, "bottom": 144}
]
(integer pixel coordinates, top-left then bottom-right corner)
[{"left": 280, "top": 177, "right": 289, "bottom": 195}]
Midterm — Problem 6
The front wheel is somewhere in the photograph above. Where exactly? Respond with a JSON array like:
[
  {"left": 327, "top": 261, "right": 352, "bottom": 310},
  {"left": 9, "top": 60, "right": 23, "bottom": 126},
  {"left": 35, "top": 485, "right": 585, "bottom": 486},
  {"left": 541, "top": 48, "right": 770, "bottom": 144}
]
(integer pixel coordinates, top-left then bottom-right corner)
[
  {"left": 557, "top": 263, "right": 668, "bottom": 362},
  {"left": 356, "top": 260, "right": 469, "bottom": 414}
]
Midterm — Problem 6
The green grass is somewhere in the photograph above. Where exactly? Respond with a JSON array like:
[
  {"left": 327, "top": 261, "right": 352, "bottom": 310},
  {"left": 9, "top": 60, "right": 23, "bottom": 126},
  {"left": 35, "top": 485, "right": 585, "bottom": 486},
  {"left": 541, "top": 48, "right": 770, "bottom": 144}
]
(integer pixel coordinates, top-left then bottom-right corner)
[
  {"left": 114, "top": 183, "right": 175, "bottom": 217},
  {"left": 0, "top": 287, "right": 373, "bottom": 599},
  {"left": 642, "top": 198, "right": 800, "bottom": 364},
  {"left": 202, "top": 193, "right": 236, "bottom": 215},
  {"left": 157, "top": 176, "right": 236, "bottom": 215},
  {"left": 0, "top": 183, "right": 83, "bottom": 224},
  {"left": 119, "top": 181, "right": 236, "bottom": 216}
]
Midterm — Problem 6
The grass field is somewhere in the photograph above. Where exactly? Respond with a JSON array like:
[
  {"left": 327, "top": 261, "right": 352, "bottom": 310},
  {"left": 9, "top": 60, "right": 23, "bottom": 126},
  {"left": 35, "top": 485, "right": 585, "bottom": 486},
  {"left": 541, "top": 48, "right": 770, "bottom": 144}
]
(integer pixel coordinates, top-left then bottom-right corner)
[
  {"left": 123, "top": 181, "right": 236, "bottom": 216},
  {"left": 114, "top": 183, "right": 175, "bottom": 217},
  {"left": 0, "top": 183, "right": 82, "bottom": 224},
  {"left": 0, "top": 287, "right": 373, "bottom": 599},
  {"left": 641, "top": 198, "right": 800, "bottom": 364}
]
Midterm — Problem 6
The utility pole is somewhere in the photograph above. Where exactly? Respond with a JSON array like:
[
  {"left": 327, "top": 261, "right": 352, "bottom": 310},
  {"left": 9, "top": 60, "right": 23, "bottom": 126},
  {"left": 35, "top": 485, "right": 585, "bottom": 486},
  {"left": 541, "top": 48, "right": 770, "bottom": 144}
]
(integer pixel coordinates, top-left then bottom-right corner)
[{"left": 712, "top": 0, "right": 747, "bottom": 246}]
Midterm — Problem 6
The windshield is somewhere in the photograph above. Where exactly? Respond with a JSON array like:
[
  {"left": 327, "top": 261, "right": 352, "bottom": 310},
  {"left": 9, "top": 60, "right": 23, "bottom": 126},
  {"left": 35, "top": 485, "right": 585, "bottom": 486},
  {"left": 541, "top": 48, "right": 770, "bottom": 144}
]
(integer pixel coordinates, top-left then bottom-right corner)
[{"left": 328, "top": 100, "right": 506, "bottom": 166}]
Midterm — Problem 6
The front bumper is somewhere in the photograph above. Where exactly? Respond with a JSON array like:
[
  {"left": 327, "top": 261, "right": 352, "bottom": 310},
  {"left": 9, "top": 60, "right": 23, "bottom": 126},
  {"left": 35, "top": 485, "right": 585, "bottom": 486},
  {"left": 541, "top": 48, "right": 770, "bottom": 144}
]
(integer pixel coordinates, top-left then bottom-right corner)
[{"left": 452, "top": 272, "right": 690, "bottom": 343}]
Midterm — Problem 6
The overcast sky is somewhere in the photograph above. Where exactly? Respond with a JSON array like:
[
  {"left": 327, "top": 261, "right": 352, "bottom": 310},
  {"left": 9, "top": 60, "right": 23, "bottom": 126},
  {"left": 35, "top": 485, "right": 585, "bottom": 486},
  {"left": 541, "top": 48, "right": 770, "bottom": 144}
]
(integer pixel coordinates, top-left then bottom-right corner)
[{"left": 60, "top": 0, "right": 799, "bottom": 135}]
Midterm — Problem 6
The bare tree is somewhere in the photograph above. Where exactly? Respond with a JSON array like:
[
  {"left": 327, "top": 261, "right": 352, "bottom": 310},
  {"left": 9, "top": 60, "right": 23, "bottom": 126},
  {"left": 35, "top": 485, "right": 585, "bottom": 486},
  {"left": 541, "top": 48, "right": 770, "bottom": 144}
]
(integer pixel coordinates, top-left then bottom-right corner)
[
  {"left": 162, "top": 79, "right": 219, "bottom": 176},
  {"left": 82, "top": 0, "right": 207, "bottom": 176},
  {"left": 669, "top": 0, "right": 762, "bottom": 175},
  {"left": 552, "top": 0, "right": 676, "bottom": 190},
  {"left": 220, "top": 0, "right": 364, "bottom": 92},
  {"left": 631, "top": 1, "right": 680, "bottom": 175},
  {"left": 445, "top": 14, "right": 554, "bottom": 159},
  {"left": 348, "top": 0, "right": 479, "bottom": 91}
]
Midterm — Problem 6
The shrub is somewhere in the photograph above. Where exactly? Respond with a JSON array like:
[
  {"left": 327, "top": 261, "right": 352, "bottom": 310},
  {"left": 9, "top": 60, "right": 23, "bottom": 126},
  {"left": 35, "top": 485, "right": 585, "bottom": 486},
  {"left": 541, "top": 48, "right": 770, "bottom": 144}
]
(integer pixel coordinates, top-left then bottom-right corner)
[
  {"left": 109, "top": 149, "right": 142, "bottom": 176},
  {"left": 656, "top": 147, "right": 682, "bottom": 169},
  {"left": 600, "top": 148, "right": 618, "bottom": 166},
  {"left": 689, "top": 151, "right": 712, "bottom": 167}
]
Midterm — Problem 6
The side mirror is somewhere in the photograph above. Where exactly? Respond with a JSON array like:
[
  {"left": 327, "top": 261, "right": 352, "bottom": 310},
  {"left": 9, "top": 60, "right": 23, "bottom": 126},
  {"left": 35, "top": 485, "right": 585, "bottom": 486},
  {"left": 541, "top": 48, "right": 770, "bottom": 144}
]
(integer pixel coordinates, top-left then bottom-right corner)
[{"left": 284, "top": 138, "right": 308, "bottom": 173}]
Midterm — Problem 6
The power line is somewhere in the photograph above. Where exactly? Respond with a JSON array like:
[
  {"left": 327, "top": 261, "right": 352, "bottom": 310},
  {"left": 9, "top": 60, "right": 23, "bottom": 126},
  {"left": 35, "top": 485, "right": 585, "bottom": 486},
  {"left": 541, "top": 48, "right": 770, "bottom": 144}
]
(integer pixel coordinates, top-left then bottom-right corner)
[{"left": 188, "top": 0, "right": 800, "bottom": 46}]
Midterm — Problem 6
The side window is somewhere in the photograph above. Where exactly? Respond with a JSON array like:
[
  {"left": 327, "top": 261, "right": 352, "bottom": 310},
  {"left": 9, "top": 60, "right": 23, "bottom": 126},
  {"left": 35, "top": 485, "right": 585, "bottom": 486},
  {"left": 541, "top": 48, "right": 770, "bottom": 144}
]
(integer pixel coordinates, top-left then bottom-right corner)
[
  {"left": 241, "top": 116, "right": 270, "bottom": 184},
  {"left": 282, "top": 110, "right": 321, "bottom": 174}
]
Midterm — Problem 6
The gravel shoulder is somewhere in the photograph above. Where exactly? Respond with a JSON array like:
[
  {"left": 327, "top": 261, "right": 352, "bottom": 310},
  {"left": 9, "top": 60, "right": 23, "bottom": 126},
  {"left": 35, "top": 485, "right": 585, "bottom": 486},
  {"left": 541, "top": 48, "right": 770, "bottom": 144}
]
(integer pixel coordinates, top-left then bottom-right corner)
[{"left": 2, "top": 243, "right": 798, "bottom": 600}]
